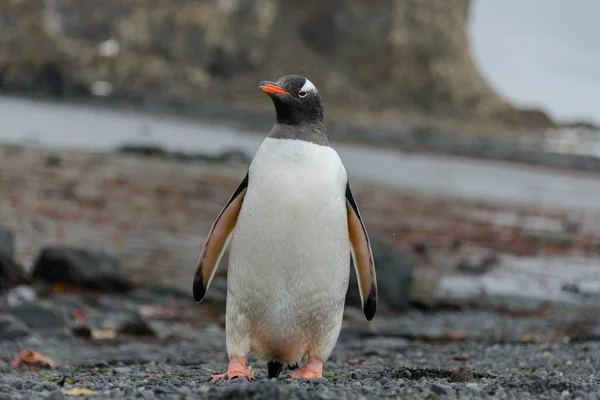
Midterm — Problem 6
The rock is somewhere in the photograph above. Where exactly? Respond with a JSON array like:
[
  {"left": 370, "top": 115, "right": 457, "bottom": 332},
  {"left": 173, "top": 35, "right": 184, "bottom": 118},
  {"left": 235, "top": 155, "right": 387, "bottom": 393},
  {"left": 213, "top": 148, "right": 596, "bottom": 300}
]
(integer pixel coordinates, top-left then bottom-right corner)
[
  {"left": 116, "top": 317, "right": 155, "bottom": 337},
  {"left": 346, "top": 235, "right": 415, "bottom": 312},
  {"left": 0, "top": 253, "right": 27, "bottom": 291},
  {"left": 455, "top": 249, "right": 499, "bottom": 275},
  {"left": 450, "top": 366, "right": 475, "bottom": 383},
  {"left": 45, "top": 391, "right": 66, "bottom": 400},
  {"left": 5, "top": 285, "right": 37, "bottom": 307},
  {"left": 430, "top": 383, "right": 452, "bottom": 396},
  {"left": 113, "top": 367, "right": 132, "bottom": 374},
  {"left": 0, "top": 224, "right": 25, "bottom": 290},
  {"left": 32, "top": 246, "right": 131, "bottom": 292},
  {"left": 465, "top": 382, "right": 481, "bottom": 394},
  {"left": 0, "top": 0, "right": 552, "bottom": 129},
  {"left": 0, "top": 314, "right": 31, "bottom": 340},
  {"left": 0, "top": 224, "right": 14, "bottom": 259},
  {"left": 6, "top": 303, "right": 68, "bottom": 332}
]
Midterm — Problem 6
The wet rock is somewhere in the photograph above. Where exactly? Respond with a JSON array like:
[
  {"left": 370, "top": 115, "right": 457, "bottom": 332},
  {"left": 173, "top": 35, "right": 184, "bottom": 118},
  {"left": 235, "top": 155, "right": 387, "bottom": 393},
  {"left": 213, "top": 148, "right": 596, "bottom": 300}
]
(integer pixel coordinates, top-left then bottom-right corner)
[
  {"left": 0, "top": 224, "right": 14, "bottom": 259},
  {"left": 450, "top": 366, "right": 475, "bottom": 382},
  {"left": 5, "top": 285, "right": 37, "bottom": 307},
  {"left": 32, "top": 247, "right": 131, "bottom": 292},
  {"left": 117, "top": 145, "right": 251, "bottom": 166},
  {"left": 0, "top": 314, "right": 31, "bottom": 340},
  {"left": 71, "top": 324, "right": 92, "bottom": 339},
  {"left": 0, "top": 253, "right": 27, "bottom": 291},
  {"left": 346, "top": 235, "right": 415, "bottom": 312},
  {"left": 117, "top": 317, "right": 156, "bottom": 337},
  {"left": 0, "top": 224, "right": 26, "bottom": 290},
  {"left": 6, "top": 303, "right": 68, "bottom": 332}
]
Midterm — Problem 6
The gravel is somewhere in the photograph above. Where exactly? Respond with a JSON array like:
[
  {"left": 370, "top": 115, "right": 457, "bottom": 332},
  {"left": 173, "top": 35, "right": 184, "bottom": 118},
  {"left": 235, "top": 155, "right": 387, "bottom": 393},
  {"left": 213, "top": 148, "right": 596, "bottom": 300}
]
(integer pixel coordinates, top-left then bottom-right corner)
[
  {"left": 2, "top": 336, "right": 600, "bottom": 399},
  {"left": 1, "top": 289, "right": 599, "bottom": 399}
]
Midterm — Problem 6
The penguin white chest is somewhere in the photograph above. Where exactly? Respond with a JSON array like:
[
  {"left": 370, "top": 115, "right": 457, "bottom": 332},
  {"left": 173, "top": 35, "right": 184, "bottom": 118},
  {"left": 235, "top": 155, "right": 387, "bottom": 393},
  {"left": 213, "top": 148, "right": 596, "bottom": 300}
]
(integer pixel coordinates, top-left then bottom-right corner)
[{"left": 226, "top": 138, "right": 351, "bottom": 362}]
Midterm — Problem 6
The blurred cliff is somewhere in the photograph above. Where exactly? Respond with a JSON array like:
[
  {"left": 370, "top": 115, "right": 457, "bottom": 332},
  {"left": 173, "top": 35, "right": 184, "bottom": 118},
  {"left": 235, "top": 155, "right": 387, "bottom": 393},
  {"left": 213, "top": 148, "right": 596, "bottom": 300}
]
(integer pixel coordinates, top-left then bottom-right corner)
[{"left": 0, "top": 0, "right": 553, "bottom": 131}]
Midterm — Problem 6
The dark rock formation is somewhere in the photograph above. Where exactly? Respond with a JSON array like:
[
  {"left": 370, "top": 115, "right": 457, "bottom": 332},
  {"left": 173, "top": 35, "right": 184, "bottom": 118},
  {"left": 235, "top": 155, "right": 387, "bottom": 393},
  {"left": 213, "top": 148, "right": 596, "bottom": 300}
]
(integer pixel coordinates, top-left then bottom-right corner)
[
  {"left": 32, "top": 246, "right": 132, "bottom": 292},
  {"left": 6, "top": 303, "right": 68, "bottom": 332},
  {"left": 346, "top": 235, "right": 415, "bottom": 312},
  {"left": 0, "top": 0, "right": 552, "bottom": 129},
  {"left": 0, "top": 223, "right": 15, "bottom": 259},
  {"left": 0, "top": 224, "right": 27, "bottom": 290},
  {"left": 0, "top": 314, "right": 31, "bottom": 340}
]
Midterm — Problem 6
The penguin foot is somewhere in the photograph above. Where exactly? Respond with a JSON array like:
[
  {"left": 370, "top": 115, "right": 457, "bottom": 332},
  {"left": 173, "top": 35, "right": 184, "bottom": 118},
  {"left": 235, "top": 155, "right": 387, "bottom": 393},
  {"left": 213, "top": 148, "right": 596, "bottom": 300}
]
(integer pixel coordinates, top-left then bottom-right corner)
[
  {"left": 290, "top": 356, "right": 323, "bottom": 379},
  {"left": 211, "top": 356, "right": 255, "bottom": 381}
]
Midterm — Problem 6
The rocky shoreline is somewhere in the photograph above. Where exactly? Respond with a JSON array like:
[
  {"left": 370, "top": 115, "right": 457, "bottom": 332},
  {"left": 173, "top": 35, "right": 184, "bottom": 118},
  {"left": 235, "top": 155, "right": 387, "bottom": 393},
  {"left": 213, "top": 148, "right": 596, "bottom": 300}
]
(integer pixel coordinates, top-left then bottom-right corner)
[
  {"left": 2, "top": 142, "right": 600, "bottom": 399},
  {"left": 6, "top": 92, "right": 600, "bottom": 177}
]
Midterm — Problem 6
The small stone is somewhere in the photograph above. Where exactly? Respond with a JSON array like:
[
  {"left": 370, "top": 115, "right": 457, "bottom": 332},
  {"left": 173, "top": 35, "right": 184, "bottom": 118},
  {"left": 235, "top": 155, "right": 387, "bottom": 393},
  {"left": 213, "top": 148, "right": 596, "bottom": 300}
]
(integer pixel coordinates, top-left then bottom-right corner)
[
  {"left": 113, "top": 367, "right": 132, "bottom": 374},
  {"left": 450, "top": 366, "right": 475, "bottom": 382},
  {"left": 177, "top": 386, "right": 191, "bottom": 395},
  {"left": 116, "top": 317, "right": 155, "bottom": 337},
  {"left": 0, "top": 314, "right": 31, "bottom": 340},
  {"left": 431, "top": 383, "right": 452, "bottom": 395},
  {"left": 466, "top": 383, "right": 481, "bottom": 394},
  {"left": 45, "top": 391, "right": 66, "bottom": 400}
]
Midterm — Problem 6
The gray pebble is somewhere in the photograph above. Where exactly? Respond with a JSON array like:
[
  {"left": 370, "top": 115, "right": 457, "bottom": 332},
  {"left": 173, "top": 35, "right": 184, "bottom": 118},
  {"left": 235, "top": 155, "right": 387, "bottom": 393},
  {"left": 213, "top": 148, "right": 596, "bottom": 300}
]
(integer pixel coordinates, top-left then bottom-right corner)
[
  {"left": 44, "top": 391, "right": 65, "bottom": 400},
  {"left": 431, "top": 383, "right": 452, "bottom": 395}
]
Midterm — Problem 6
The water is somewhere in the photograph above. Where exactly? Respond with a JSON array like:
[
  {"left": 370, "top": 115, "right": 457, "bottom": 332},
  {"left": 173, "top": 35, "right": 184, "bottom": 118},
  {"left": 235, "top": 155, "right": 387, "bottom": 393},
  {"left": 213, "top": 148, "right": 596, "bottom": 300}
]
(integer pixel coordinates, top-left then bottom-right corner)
[{"left": 1, "top": 96, "right": 600, "bottom": 212}]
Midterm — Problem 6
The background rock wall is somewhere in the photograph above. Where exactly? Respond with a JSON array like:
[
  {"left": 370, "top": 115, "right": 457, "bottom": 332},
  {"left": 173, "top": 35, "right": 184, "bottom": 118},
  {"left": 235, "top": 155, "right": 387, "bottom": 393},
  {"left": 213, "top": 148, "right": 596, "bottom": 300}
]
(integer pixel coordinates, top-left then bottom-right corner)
[{"left": 0, "top": 0, "right": 553, "bottom": 129}]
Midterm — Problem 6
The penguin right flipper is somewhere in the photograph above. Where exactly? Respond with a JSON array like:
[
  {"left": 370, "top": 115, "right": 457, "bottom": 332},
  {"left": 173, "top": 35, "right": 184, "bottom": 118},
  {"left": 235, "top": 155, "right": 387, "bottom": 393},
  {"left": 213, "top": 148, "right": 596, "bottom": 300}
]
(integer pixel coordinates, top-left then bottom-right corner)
[
  {"left": 193, "top": 172, "right": 249, "bottom": 302},
  {"left": 345, "top": 182, "right": 377, "bottom": 321}
]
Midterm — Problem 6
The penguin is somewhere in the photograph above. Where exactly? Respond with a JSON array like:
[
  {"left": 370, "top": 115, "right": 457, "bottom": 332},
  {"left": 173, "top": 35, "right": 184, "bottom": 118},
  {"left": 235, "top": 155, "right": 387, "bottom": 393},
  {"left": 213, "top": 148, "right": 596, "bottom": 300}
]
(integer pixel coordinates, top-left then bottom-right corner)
[{"left": 192, "top": 75, "right": 377, "bottom": 380}]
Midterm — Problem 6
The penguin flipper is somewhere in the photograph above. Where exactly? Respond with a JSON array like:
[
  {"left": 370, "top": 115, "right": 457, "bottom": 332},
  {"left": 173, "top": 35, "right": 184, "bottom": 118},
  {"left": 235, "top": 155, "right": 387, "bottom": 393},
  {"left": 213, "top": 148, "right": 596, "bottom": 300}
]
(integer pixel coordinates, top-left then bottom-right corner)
[
  {"left": 193, "top": 172, "right": 249, "bottom": 302},
  {"left": 345, "top": 183, "right": 377, "bottom": 321}
]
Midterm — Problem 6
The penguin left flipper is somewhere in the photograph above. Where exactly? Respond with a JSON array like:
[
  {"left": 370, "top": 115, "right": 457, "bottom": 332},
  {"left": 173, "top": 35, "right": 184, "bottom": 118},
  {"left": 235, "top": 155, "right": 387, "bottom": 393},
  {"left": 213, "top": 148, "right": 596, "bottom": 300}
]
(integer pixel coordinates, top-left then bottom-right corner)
[
  {"left": 345, "top": 182, "right": 378, "bottom": 321},
  {"left": 193, "top": 172, "right": 249, "bottom": 302}
]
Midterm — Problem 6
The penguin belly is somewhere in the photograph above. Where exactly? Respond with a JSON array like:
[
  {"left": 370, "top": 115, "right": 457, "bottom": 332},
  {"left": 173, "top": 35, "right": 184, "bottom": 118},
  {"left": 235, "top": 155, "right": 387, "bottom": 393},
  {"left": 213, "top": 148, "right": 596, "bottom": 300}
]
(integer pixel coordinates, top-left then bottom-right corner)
[{"left": 226, "top": 138, "right": 351, "bottom": 365}]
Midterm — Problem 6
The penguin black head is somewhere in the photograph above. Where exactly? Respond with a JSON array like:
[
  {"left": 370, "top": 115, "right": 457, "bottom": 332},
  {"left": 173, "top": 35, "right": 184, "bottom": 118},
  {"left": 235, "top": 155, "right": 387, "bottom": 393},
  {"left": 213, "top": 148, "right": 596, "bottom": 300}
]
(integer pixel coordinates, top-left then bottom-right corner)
[{"left": 258, "top": 75, "right": 324, "bottom": 127}]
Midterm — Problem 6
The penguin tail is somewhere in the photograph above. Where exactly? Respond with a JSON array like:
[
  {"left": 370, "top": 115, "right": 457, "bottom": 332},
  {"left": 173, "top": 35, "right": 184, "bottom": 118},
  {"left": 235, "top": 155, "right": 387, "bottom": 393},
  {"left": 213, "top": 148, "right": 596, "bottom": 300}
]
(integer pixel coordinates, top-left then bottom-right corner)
[{"left": 267, "top": 361, "right": 285, "bottom": 379}]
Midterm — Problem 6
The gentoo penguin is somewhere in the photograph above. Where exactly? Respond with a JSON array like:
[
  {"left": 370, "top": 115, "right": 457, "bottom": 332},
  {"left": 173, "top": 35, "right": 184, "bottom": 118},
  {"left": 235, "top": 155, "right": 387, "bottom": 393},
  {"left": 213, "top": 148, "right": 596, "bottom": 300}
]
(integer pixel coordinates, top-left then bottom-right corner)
[{"left": 192, "top": 75, "right": 377, "bottom": 380}]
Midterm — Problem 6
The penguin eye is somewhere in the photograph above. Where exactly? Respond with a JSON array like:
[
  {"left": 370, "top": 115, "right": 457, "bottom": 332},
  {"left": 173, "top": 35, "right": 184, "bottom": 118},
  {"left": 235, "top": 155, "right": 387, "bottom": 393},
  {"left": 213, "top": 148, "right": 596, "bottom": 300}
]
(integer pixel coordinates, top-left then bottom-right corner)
[{"left": 298, "top": 90, "right": 307, "bottom": 98}]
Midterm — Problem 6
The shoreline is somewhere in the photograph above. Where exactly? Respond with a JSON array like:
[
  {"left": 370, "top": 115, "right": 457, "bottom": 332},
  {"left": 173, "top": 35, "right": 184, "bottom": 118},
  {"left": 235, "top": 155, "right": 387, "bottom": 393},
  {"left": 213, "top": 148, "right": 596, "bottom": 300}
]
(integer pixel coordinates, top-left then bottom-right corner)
[{"left": 3, "top": 92, "right": 600, "bottom": 176}]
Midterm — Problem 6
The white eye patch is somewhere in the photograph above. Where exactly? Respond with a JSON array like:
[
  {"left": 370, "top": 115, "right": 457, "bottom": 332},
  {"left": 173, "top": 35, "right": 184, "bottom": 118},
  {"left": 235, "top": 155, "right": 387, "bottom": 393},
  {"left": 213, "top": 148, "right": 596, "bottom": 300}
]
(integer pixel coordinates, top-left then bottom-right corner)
[{"left": 300, "top": 78, "right": 317, "bottom": 93}]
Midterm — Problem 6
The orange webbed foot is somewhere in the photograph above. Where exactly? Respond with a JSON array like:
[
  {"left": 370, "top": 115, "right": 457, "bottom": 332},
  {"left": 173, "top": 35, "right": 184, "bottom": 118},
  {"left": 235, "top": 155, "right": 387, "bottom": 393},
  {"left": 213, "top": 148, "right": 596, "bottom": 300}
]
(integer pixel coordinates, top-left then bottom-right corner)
[
  {"left": 211, "top": 356, "right": 255, "bottom": 381},
  {"left": 290, "top": 356, "right": 323, "bottom": 379}
]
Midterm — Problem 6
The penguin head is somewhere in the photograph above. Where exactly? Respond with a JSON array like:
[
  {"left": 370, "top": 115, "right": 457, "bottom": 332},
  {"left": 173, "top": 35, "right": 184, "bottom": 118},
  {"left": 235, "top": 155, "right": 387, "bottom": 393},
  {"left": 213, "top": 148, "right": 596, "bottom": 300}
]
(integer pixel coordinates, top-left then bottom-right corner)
[{"left": 259, "top": 75, "right": 324, "bottom": 126}]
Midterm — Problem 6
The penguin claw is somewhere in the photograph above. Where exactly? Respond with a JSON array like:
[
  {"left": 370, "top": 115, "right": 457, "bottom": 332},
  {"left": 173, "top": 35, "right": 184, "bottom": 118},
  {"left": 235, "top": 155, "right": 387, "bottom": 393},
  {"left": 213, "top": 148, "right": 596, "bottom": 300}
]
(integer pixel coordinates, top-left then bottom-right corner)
[
  {"left": 290, "top": 356, "right": 323, "bottom": 379},
  {"left": 211, "top": 356, "right": 254, "bottom": 381},
  {"left": 210, "top": 370, "right": 255, "bottom": 381}
]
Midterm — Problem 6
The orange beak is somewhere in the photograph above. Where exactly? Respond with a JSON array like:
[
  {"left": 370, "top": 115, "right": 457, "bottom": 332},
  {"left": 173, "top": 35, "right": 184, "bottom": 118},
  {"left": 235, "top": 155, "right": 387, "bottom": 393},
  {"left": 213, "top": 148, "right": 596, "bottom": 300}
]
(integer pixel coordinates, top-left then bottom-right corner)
[{"left": 258, "top": 81, "right": 289, "bottom": 95}]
